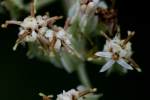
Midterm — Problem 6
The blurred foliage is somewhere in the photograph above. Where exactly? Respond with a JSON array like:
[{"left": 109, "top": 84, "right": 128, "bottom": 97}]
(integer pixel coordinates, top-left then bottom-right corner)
[{"left": 1, "top": 0, "right": 54, "bottom": 19}]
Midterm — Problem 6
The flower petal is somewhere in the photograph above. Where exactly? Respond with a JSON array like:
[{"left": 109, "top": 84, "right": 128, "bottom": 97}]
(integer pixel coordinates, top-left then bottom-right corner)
[
  {"left": 54, "top": 39, "right": 61, "bottom": 51},
  {"left": 95, "top": 52, "right": 112, "bottom": 58},
  {"left": 31, "top": 31, "right": 37, "bottom": 40},
  {"left": 117, "top": 59, "right": 133, "bottom": 70},
  {"left": 13, "top": 42, "right": 19, "bottom": 51},
  {"left": 57, "top": 29, "right": 65, "bottom": 39},
  {"left": 100, "top": 60, "right": 115, "bottom": 72},
  {"left": 45, "top": 29, "right": 53, "bottom": 38}
]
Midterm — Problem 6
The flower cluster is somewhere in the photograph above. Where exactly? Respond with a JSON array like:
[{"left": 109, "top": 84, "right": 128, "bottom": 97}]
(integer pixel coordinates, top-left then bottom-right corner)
[
  {"left": 2, "top": 12, "right": 73, "bottom": 54},
  {"left": 1, "top": 0, "right": 141, "bottom": 74},
  {"left": 39, "top": 86, "right": 98, "bottom": 100},
  {"left": 2, "top": 0, "right": 72, "bottom": 55}
]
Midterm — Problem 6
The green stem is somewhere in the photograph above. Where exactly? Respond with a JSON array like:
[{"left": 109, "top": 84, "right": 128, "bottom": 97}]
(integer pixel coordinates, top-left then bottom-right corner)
[{"left": 77, "top": 65, "right": 91, "bottom": 88}]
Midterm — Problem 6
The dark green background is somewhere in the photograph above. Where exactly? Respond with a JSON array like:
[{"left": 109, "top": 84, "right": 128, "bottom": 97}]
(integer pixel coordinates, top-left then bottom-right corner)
[{"left": 0, "top": 0, "right": 148, "bottom": 100}]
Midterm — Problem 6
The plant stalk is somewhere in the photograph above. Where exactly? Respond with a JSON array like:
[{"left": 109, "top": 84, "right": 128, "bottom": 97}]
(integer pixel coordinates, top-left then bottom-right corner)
[{"left": 77, "top": 65, "right": 91, "bottom": 88}]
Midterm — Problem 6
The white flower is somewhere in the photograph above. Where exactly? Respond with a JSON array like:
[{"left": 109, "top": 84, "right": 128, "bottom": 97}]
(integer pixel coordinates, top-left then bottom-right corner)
[
  {"left": 36, "top": 15, "right": 46, "bottom": 27},
  {"left": 56, "top": 87, "right": 97, "bottom": 100},
  {"left": 45, "top": 29, "right": 54, "bottom": 40},
  {"left": 56, "top": 89, "right": 79, "bottom": 100},
  {"left": 56, "top": 27, "right": 72, "bottom": 45},
  {"left": 103, "top": 34, "right": 133, "bottom": 58},
  {"left": 21, "top": 16, "right": 38, "bottom": 30},
  {"left": 25, "top": 30, "right": 37, "bottom": 42},
  {"left": 95, "top": 32, "right": 137, "bottom": 72},
  {"left": 12, "top": 29, "right": 38, "bottom": 51},
  {"left": 54, "top": 39, "right": 62, "bottom": 51},
  {"left": 51, "top": 27, "right": 72, "bottom": 52},
  {"left": 38, "top": 26, "right": 48, "bottom": 35},
  {"left": 44, "top": 27, "right": 72, "bottom": 52}
]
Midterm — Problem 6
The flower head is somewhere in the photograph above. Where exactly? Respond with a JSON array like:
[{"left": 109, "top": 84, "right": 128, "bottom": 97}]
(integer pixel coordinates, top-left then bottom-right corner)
[
  {"left": 95, "top": 31, "right": 141, "bottom": 72},
  {"left": 1, "top": 0, "right": 73, "bottom": 54},
  {"left": 41, "top": 26, "right": 72, "bottom": 53},
  {"left": 56, "top": 89, "right": 79, "bottom": 100},
  {"left": 56, "top": 87, "right": 97, "bottom": 100},
  {"left": 21, "top": 16, "right": 38, "bottom": 30}
]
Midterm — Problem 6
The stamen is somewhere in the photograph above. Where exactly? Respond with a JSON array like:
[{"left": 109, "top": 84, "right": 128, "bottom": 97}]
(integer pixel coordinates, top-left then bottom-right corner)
[
  {"left": 39, "top": 93, "right": 53, "bottom": 100},
  {"left": 18, "top": 30, "right": 30, "bottom": 39},
  {"left": 100, "top": 31, "right": 111, "bottom": 41},
  {"left": 50, "top": 16, "right": 63, "bottom": 21},
  {"left": 13, "top": 30, "right": 30, "bottom": 51},
  {"left": 64, "top": 18, "right": 71, "bottom": 30},
  {"left": 71, "top": 88, "right": 97, "bottom": 100},
  {"left": 47, "top": 16, "right": 63, "bottom": 28},
  {"left": 13, "top": 41, "right": 19, "bottom": 51},
  {"left": 112, "top": 53, "right": 119, "bottom": 61},
  {"left": 1, "top": 21, "right": 21, "bottom": 28},
  {"left": 78, "top": 88, "right": 97, "bottom": 97},
  {"left": 37, "top": 34, "right": 50, "bottom": 50},
  {"left": 61, "top": 40, "right": 70, "bottom": 52},
  {"left": 122, "top": 31, "right": 135, "bottom": 46},
  {"left": 128, "top": 58, "right": 141, "bottom": 72},
  {"left": 49, "top": 33, "right": 57, "bottom": 50}
]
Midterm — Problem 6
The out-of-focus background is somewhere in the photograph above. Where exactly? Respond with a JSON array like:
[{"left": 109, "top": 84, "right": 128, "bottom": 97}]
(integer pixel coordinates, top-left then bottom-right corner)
[{"left": 0, "top": 0, "right": 149, "bottom": 100}]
